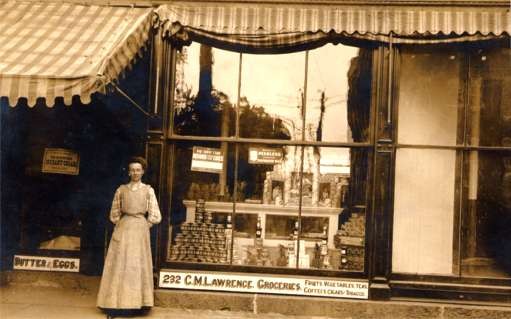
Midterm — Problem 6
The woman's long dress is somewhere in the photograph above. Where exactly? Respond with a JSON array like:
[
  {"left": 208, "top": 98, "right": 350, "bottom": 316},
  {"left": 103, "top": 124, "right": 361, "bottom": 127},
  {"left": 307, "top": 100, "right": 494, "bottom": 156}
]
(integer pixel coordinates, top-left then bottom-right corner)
[{"left": 97, "top": 183, "right": 161, "bottom": 309}]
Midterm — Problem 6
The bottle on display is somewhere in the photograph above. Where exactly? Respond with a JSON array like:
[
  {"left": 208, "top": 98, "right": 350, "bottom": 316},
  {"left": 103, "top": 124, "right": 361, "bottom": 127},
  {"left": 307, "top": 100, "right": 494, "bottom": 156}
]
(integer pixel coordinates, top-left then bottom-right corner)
[
  {"left": 287, "top": 221, "right": 300, "bottom": 267},
  {"left": 255, "top": 216, "right": 262, "bottom": 239},
  {"left": 225, "top": 215, "right": 233, "bottom": 263},
  {"left": 320, "top": 225, "right": 328, "bottom": 256},
  {"left": 195, "top": 199, "right": 205, "bottom": 223},
  {"left": 320, "top": 225, "right": 330, "bottom": 268},
  {"left": 293, "top": 221, "right": 299, "bottom": 240}
]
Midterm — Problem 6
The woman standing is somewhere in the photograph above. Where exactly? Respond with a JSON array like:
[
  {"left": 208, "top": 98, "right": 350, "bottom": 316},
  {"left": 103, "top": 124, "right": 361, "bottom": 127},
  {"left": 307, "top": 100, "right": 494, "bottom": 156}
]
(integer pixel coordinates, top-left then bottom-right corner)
[{"left": 97, "top": 157, "right": 161, "bottom": 318}]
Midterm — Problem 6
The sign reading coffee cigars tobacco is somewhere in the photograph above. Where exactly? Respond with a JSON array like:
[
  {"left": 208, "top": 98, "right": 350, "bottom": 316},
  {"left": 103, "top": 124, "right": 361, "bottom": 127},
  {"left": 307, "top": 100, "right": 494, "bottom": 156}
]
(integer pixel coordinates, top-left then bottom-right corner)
[
  {"left": 160, "top": 270, "right": 368, "bottom": 299},
  {"left": 248, "top": 147, "right": 283, "bottom": 165},
  {"left": 42, "top": 148, "right": 80, "bottom": 175},
  {"left": 191, "top": 146, "right": 224, "bottom": 174}
]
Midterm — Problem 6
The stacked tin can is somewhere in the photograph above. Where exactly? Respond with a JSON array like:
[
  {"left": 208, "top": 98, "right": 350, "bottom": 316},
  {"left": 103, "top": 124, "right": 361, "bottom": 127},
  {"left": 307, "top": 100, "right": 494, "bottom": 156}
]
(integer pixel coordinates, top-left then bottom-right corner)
[
  {"left": 169, "top": 199, "right": 228, "bottom": 263},
  {"left": 335, "top": 213, "right": 365, "bottom": 271}
]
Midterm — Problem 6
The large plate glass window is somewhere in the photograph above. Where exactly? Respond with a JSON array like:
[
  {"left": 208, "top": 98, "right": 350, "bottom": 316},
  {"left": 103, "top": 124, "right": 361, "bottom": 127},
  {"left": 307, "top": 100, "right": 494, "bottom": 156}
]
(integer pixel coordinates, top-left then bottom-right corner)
[
  {"left": 393, "top": 47, "right": 511, "bottom": 279},
  {"left": 167, "top": 43, "right": 374, "bottom": 274}
]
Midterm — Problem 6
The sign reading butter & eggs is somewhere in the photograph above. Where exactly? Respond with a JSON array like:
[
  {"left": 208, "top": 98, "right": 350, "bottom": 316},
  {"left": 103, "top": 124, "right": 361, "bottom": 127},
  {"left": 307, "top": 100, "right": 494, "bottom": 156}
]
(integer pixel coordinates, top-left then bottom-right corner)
[
  {"left": 160, "top": 271, "right": 368, "bottom": 299},
  {"left": 42, "top": 148, "right": 80, "bottom": 175},
  {"left": 191, "top": 146, "right": 224, "bottom": 173},
  {"left": 13, "top": 255, "right": 79, "bottom": 272}
]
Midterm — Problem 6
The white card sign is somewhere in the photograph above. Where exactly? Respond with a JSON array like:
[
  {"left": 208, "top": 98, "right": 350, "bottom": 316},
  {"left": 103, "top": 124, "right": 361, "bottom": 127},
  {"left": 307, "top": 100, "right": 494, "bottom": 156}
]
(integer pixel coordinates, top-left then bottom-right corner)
[
  {"left": 13, "top": 255, "right": 80, "bottom": 272},
  {"left": 191, "top": 146, "right": 224, "bottom": 173},
  {"left": 159, "top": 270, "right": 368, "bottom": 299}
]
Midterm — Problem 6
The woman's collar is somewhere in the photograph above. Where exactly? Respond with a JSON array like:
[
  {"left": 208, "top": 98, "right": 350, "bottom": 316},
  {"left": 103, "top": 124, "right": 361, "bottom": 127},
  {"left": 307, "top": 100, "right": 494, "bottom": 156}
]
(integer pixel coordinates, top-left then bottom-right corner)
[{"left": 127, "top": 181, "right": 144, "bottom": 191}]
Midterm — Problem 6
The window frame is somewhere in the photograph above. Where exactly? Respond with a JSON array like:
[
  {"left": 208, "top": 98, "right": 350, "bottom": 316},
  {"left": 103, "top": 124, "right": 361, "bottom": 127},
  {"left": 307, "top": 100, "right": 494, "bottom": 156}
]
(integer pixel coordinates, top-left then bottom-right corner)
[
  {"left": 389, "top": 43, "right": 511, "bottom": 300},
  {"left": 159, "top": 42, "right": 380, "bottom": 279}
]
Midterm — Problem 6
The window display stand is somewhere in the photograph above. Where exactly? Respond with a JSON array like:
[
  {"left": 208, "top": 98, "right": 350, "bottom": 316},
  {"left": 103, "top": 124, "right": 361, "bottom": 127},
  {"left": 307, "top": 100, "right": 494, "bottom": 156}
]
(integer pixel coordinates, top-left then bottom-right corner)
[{"left": 183, "top": 200, "right": 342, "bottom": 249}]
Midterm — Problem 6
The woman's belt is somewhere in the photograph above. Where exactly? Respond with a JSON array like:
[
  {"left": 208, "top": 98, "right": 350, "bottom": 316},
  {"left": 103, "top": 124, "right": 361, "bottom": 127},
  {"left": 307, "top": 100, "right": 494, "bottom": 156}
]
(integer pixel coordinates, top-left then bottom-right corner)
[{"left": 121, "top": 212, "right": 147, "bottom": 218}]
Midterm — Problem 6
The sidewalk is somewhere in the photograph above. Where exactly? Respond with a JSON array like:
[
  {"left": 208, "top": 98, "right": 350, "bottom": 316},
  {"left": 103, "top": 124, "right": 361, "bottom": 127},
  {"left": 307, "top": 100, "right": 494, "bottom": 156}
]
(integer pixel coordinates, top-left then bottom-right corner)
[
  {"left": 2, "top": 271, "right": 511, "bottom": 319},
  {"left": 0, "top": 285, "right": 335, "bottom": 319}
]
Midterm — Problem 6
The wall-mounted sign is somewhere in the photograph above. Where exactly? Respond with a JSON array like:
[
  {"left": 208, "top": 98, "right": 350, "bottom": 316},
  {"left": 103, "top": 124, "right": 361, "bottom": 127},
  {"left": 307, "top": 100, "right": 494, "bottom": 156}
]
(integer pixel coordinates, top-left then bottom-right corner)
[
  {"left": 159, "top": 270, "right": 368, "bottom": 300},
  {"left": 13, "top": 255, "right": 80, "bottom": 272},
  {"left": 248, "top": 147, "right": 283, "bottom": 165},
  {"left": 191, "top": 146, "right": 224, "bottom": 173},
  {"left": 42, "top": 148, "right": 80, "bottom": 175}
]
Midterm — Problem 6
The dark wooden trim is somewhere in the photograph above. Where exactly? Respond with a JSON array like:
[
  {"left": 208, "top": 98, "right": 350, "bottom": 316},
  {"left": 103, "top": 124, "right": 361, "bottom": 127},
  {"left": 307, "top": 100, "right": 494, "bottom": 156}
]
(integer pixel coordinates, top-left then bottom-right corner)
[
  {"left": 369, "top": 150, "right": 394, "bottom": 300},
  {"left": 368, "top": 45, "right": 397, "bottom": 300},
  {"left": 159, "top": 263, "right": 369, "bottom": 279},
  {"left": 390, "top": 279, "right": 511, "bottom": 304},
  {"left": 13, "top": 249, "right": 81, "bottom": 259},
  {"left": 166, "top": 135, "right": 374, "bottom": 148},
  {"left": 391, "top": 272, "right": 511, "bottom": 286},
  {"left": 376, "top": 47, "right": 391, "bottom": 142},
  {"left": 452, "top": 52, "right": 470, "bottom": 276},
  {"left": 396, "top": 144, "right": 511, "bottom": 151}
]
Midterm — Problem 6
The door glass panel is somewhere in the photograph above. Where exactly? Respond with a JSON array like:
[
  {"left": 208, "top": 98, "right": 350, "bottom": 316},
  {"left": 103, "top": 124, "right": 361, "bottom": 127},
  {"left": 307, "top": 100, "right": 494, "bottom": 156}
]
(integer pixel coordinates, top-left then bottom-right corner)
[
  {"left": 393, "top": 148, "right": 456, "bottom": 275},
  {"left": 397, "top": 50, "right": 462, "bottom": 146},
  {"left": 461, "top": 151, "right": 511, "bottom": 278},
  {"left": 467, "top": 49, "right": 511, "bottom": 147}
]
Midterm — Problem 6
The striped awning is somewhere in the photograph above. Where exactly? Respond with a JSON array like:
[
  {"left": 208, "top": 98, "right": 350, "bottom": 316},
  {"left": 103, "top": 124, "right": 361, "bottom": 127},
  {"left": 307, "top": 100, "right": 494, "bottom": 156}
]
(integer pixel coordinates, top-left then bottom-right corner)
[
  {"left": 158, "top": 2, "right": 510, "bottom": 39},
  {"left": 0, "top": 1, "right": 154, "bottom": 107}
]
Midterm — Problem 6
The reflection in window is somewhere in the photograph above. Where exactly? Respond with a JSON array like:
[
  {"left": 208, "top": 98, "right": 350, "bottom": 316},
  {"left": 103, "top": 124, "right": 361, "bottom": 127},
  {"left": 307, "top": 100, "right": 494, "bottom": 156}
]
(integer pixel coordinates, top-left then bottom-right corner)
[
  {"left": 462, "top": 151, "right": 511, "bottom": 278},
  {"left": 397, "top": 51, "right": 461, "bottom": 146},
  {"left": 393, "top": 148, "right": 456, "bottom": 275},
  {"left": 467, "top": 49, "right": 511, "bottom": 147},
  {"left": 240, "top": 52, "right": 305, "bottom": 140},
  {"left": 307, "top": 44, "right": 372, "bottom": 143},
  {"left": 173, "top": 43, "right": 239, "bottom": 137},
  {"left": 461, "top": 49, "right": 511, "bottom": 278}
]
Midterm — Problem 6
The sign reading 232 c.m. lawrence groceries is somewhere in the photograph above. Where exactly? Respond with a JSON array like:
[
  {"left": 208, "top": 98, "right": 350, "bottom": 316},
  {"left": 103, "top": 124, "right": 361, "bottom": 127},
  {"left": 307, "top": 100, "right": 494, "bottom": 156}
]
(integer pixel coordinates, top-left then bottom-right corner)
[
  {"left": 13, "top": 255, "right": 79, "bottom": 272},
  {"left": 159, "top": 271, "right": 368, "bottom": 299}
]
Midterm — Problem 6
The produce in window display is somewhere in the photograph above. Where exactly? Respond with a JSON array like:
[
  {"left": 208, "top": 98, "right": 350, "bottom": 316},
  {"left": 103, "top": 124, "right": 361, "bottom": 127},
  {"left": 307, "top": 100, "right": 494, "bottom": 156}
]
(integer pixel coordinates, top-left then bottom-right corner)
[
  {"left": 335, "top": 213, "right": 365, "bottom": 271},
  {"left": 183, "top": 181, "right": 250, "bottom": 203}
]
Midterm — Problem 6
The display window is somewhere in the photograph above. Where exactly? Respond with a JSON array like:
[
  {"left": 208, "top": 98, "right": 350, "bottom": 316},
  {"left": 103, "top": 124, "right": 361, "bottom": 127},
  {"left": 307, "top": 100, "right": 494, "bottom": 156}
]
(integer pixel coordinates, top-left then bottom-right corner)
[
  {"left": 393, "top": 47, "right": 511, "bottom": 279},
  {"left": 166, "top": 42, "right": 374, "bottom": 275}
]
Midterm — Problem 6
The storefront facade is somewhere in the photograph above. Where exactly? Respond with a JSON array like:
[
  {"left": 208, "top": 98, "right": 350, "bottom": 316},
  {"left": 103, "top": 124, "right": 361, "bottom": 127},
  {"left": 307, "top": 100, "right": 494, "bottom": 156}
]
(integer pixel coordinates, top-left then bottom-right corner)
[
  {"left": 0, "top": 1, "right": 156, "bottom": 275},
  {"left": 1, "top": 0, "right": 510, "bottom": 308},
  {"left": 149, "top": 0, "right": 511, "bottom": 303}
]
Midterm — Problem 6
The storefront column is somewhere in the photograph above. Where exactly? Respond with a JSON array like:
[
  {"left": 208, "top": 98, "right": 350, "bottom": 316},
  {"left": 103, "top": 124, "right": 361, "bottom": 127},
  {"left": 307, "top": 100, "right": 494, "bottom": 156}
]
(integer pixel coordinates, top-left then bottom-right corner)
[
  {"left": 145, "top": 30, "right": 174, "bottom": 268},
  {"left": 369, "top": 46, "right": 397, "bottom": 300}
]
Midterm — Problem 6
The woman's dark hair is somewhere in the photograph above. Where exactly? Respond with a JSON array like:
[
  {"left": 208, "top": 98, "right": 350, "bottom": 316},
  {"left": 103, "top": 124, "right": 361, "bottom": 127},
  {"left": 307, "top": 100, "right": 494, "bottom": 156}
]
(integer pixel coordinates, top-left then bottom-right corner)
[{"left": 127, "top": 156, "right": 147, "bottom": 170}]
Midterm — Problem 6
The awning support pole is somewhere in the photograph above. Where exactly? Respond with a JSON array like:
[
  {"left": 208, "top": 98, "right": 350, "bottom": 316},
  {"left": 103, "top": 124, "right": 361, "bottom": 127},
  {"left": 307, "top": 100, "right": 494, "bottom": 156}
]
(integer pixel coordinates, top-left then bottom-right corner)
[{"left": 109, "top": 81, "right": 159, "bottom": 118}]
